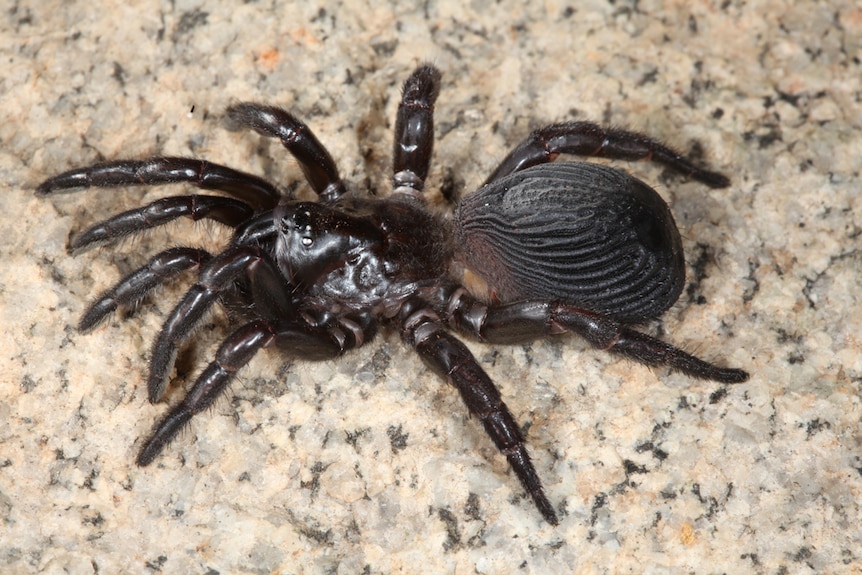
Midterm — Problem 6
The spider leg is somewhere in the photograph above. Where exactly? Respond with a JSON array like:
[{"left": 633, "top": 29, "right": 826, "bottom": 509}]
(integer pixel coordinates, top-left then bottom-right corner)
[
  {"left": 36, "top": 157, "right": 281, "bottom": 209},
  {"left": 226, "top": 103, "right": 346, "bottom": 202},
  {"left": 79, "top": 247, "right": 212, "bottom": 332},
  {"left": 444, "top": 288, "right": 749, "bottom": 383},
  {"left": 78, "top": 213, "right": 280, "bottom": 334},
  {"left": 70, "top": 195, "right": 254, "bottom": 254},
  {"left": 230, "top": 211, "right": 279, "bottom": 247},
  {"left": 147, "top": 245, "right": 293, "bottom": 403},
  {"left": 400, "top": 301, "right": 559, "bottom": 525},
  {"left": 392, "top": 64, "right": 442, "bottom": 198},
  {"left": 484, "top": 122, "right": 729, "bottom": 188},
  {"left": 137, "top": 312, "right": 374, "bottom": 466}
]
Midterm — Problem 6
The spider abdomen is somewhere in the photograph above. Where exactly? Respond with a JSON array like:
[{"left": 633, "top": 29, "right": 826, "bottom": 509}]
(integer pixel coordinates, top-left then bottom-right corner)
[{"left": 453, "top": 162, "right": 685, "bottom": 323}]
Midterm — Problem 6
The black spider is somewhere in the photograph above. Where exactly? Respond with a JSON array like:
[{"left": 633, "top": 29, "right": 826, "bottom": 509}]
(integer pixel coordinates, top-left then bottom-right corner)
[{"left": 37, "top": 64, "right": 748, "bottom": 525}]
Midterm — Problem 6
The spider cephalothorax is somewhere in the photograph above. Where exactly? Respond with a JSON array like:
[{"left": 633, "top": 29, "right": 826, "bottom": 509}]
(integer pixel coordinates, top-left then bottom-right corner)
[{"left": 37, "top": 64, "right": 748, "bottom": 525}]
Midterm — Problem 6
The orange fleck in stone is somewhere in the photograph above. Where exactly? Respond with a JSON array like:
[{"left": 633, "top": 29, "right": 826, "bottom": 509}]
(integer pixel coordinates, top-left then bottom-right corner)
[
  {"left": 680, "top": 523, "right": 696, "bottom": 546},
  {"left": 257, "top": 48, "right": 279, "bottom": 71}
]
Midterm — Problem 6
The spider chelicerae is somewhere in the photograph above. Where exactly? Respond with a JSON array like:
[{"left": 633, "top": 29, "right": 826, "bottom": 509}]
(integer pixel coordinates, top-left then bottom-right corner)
[{"left": 37, "top": 64, "right": 748, "bottom": 525}]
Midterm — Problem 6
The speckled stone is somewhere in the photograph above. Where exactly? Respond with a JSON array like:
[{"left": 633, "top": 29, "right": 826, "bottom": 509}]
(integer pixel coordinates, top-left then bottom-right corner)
[{"left": 2, "top": 1, "right": 861, "bottom": 574}]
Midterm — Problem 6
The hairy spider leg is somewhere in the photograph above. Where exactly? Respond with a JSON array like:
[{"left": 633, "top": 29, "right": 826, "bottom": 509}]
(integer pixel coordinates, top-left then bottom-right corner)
[
  {"left": 483, "top": 122, "right": 730, "bottom": 189},
  {"left": 399, "top": 299, "right": 559, "bottom": 525},
  {"left": 443, "top": 288, "right": 749, "bottom": 384},
  {"left": 79, "top": 247, "right": 213, "bottom": 332},
  {"left": 36, "top": 157, "right": 287, "bottom": 340},
  {"left": 229, "top": 211, "right": 280, "bottom": 246},
  {"left": 35, "top": 157, "right": 280, "bottom": 258},
  {"left": 226, "top": 103, "right": 346, "bottom": 203},
  {"left": 77, "top": 211, "right": 277, "bottom": 335},
  {"left": 147, "top": 244, "right": 292, "bottom": 403},
  {"left": 391, "top": 64, "right": 442, "bottom": 197},
  {"left": 137, "top": 312, "right": 376, "bottom": 466},
  {"left": 68, "top": 195, "right": 254, "bottom": 254},
  {"left": 35, "top": 157, "right": 282, "bottom": 209}
]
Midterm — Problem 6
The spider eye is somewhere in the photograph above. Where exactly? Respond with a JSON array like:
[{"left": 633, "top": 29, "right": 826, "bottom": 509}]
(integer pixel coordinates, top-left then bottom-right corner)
[
  {"left": 296, "top": 210, "right": 313, "bottom": 228},
  {"left": 279, "top": 207, "right": 317, "bottom": 247}
]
